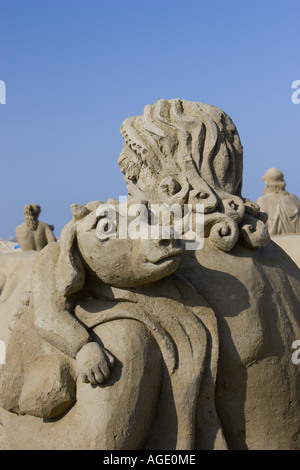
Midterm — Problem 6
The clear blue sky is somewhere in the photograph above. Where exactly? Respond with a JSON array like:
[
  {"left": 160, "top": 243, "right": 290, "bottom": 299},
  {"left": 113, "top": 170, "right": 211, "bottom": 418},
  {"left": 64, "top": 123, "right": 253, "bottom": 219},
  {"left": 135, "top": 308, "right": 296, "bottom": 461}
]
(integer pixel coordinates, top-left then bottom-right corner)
[{"left": 0, "top": 0, "right": 299, "bottom": 238}]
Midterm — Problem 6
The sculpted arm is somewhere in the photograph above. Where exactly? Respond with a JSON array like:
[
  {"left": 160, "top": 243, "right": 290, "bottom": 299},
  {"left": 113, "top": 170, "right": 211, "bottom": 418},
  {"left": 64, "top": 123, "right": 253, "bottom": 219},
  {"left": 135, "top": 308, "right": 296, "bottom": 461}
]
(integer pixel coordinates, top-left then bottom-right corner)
[
  {"left": 31, "top": 241, "right": 114, "bottom": 384},
  {"left": 31, "top": 244, "right": 91, "bottom": 358},
  {"left": 45, "top": 224, "right": 57, "bottom": 244}
]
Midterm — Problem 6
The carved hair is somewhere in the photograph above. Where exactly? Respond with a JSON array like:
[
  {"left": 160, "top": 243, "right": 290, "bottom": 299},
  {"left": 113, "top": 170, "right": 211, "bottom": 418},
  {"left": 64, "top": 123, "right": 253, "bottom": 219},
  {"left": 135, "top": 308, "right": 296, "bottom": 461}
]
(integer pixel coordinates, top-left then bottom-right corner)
[
  {"left": 119, "top": 99, "right": 270, "bottom": 251},
  {"left": 23, "top": 204, "right": 41, "bottom": 231}
]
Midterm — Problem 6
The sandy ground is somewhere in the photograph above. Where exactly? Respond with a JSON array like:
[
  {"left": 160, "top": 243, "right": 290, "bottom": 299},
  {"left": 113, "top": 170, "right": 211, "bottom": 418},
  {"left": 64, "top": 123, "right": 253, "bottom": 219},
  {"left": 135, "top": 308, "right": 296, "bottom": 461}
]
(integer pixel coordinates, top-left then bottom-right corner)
[
  {"left": 272, "top": 234, "right": 300, "bottom": 268},
  {"left": 0, "top": 239, "right": 20, "bottom": 254},
  {"left": 0, "top": 239, "right": 25, "bottom": 449},
  {"left": 0, "top": 426, "right": 10, "bottom": 450}
]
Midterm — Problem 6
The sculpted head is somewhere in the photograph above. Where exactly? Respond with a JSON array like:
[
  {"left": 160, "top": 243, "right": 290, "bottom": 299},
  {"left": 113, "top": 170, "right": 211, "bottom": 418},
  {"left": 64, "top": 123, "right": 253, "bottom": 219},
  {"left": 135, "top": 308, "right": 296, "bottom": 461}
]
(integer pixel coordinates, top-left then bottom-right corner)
[
  {"left": 23, "top": 204, "right": 41, "bottom": 231},
  {"left": 118, "top": 99, "right": 270, "bottom": 251},
  {"left": 56, "top": 200, "right": 183, "bottom": 295},
  {"left": 262, "top": 168, "right": 286, "bottom": 194}
]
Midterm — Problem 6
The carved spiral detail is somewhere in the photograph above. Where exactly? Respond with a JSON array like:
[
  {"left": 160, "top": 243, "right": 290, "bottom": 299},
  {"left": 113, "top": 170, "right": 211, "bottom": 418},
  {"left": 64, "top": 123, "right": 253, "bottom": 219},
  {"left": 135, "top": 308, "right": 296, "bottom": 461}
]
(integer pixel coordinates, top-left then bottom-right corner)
[
  {"left": 204, "top": 213, "right": 239, "bottom": 252},
  {"left": 239, "top": 214, "right": 270, "bottom": 249}
]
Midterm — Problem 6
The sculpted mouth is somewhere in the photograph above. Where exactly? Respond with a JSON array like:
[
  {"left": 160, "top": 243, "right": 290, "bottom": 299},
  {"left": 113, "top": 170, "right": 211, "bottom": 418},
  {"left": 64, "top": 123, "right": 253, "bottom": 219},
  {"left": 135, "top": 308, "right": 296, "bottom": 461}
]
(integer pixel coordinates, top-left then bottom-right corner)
[{"left": 148, "top": 248, "right": 183, "bottom": 265}]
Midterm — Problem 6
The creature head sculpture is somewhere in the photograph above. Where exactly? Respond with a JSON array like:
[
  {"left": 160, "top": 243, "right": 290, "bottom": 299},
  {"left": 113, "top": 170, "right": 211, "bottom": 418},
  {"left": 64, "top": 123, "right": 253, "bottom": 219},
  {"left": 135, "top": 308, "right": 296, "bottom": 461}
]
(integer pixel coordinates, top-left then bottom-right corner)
[
  {"left": 118, "top": 99, "right": 270, "bottom": 251},
  {"left": 56, "top": 200, "right": 183, "bottom": 295}
]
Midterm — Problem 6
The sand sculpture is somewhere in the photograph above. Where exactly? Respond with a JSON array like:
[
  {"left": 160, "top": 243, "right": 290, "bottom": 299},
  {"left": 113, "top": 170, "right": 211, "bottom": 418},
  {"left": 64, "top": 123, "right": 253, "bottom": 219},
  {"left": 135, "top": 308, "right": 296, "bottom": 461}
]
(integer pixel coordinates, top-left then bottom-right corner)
[
  {"left": 0, "top": 200, "right": 225, "bottom": 449},
  {"left": 1, "top": 99, "right": 300, "bottom": 450},
  {"left": 15, "top": 204, "right": 56, "bottom": 251},
  {"left": 257, "top": 168, "right": 300, "bottom": 236},
  {"left": 118, "top": 99, "right": 300, "bottom": 449}
]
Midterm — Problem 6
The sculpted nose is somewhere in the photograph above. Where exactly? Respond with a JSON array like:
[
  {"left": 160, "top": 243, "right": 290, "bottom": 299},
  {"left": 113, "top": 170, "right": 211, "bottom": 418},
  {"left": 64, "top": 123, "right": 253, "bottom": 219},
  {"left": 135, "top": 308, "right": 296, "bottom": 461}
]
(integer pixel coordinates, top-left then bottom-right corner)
[
  {"left": 155, "top": 228, "right": 183, "bottom": 250},
  {"left": 157, "top": 238, "right": 171, "bottom": 247}
]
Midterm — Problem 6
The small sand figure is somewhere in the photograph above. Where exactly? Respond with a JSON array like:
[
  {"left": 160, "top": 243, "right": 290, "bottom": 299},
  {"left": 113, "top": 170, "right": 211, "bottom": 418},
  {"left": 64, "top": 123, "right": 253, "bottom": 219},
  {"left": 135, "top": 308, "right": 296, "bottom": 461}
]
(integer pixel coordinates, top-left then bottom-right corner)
[
  {"left": 257, "top": 168, "right": 300, "bottom": 235},
  {"left": 16, "top": 204, "right": 56, "bottom": 251}
]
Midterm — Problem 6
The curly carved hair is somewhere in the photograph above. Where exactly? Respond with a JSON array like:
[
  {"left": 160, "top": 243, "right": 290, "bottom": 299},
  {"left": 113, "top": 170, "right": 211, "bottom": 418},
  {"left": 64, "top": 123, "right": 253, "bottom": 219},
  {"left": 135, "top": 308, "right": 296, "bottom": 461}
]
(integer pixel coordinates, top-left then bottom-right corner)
[
  {"left": 118, "top": 99, "right": 269, "bottom": 251},
  {"left": 23, "top": 204, "right": 41, "bottom": 231}
]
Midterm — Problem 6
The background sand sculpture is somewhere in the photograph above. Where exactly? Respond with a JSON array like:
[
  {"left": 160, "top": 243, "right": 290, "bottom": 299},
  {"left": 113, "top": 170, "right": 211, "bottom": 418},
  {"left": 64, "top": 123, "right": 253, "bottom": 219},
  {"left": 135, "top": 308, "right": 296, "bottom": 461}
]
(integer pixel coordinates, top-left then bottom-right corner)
[
  {"left": 16, "top": 204, "right": 56, "bottom": 251},
  {"left": 257, "top": 168, "right": 300, "bottom": 235},
  {"left": 256, "top": 168, "right": 300, "bottom": 267}
]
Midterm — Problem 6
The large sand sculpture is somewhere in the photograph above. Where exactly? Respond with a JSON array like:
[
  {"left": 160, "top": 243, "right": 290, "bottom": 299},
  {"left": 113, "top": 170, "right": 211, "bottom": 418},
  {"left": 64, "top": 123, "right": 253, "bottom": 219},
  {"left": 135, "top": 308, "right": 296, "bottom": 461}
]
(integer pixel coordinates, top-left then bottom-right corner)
[{"left": 0, "top": 99, "right": 300, "bottom": 450}]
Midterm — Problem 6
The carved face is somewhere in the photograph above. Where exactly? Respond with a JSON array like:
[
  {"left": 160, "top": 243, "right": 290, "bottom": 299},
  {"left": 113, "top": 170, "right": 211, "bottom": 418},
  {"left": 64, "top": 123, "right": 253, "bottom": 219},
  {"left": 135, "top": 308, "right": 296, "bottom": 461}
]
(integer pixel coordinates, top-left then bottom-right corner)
[{"left": 74, "top": 203, "right": 183, "bottom": 288}]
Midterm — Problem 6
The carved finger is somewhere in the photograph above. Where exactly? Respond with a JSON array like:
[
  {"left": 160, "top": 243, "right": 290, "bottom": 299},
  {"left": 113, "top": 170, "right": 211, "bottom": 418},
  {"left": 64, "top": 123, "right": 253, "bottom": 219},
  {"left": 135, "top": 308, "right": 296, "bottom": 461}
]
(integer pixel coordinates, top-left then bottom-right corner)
[
  {"left": 103, "top": 349, "right": 115, "bottom": 367},
  {"left": 99, "top": 361, "right": 110, "bottom": 380},
  {"left": 87, "top": 371, "right": 97, "bottom": 385},
  {"left": 91, "top": 366, "right": 105, "bottom": 384},
  {"left": 80, "top": 372, "right": 88, "bottom": 383}
]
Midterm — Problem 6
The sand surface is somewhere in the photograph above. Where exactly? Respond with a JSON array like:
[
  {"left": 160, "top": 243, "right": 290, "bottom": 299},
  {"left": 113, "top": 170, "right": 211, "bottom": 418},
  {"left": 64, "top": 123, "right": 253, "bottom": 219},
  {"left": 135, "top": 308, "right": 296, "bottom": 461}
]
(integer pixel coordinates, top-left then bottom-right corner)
[
  {"left": 0, "top": 240, "right": 35, "bottom": 449},
  {"left": 272, "top": 234, "right": 300, "bottom": 268},
  {"left": 0, "top": 239, "right": 20, "bottom": 254}
]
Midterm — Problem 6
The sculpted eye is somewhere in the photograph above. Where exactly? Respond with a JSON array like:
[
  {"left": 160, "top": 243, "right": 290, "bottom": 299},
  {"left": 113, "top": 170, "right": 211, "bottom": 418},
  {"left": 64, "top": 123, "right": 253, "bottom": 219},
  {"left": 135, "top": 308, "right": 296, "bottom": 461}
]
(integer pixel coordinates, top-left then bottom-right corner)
[{"left": 96, "top": 217, "right": 117, "bottom": 240}]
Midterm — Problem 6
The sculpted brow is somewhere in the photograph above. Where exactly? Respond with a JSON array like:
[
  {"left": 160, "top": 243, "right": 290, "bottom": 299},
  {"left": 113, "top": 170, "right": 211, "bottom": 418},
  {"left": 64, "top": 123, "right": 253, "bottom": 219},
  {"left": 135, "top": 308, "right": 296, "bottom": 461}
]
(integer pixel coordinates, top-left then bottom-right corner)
[{"left": 86, "top": 214, "right": 101, "bottom": 231}]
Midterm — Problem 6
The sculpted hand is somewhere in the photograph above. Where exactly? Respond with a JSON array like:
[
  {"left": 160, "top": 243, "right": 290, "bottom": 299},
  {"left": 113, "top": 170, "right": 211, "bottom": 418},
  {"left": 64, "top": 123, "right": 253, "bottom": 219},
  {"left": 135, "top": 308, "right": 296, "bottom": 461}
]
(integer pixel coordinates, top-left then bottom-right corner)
[{"left": 76, "top": 342, "right": 115, "bottom": 385}]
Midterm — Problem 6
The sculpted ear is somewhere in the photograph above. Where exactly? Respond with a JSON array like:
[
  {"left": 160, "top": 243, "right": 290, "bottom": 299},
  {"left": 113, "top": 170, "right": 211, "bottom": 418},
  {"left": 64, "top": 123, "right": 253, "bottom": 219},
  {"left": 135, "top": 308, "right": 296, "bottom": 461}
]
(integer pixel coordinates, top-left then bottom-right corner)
[
  {"left": 56, "top": 221, "right": 85, "bottom": 297},
  {"left": 71, "top": 204, "right": 90, "bottom": 221}
]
